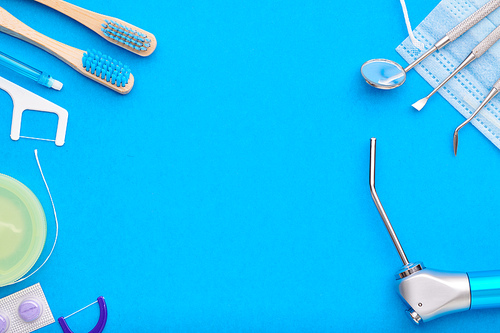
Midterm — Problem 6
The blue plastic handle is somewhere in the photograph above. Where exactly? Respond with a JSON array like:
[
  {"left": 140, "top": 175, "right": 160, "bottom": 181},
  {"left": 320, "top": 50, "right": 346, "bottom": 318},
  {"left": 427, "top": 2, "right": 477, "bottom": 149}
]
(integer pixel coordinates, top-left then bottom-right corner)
[{"left": 468, "top": 271, "right": 500, "bottom": 309}]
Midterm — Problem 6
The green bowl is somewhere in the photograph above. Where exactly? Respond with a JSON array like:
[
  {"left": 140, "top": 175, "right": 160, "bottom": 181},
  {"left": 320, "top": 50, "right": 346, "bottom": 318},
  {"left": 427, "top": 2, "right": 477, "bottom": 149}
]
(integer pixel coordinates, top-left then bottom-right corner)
[{"left": 0, "top": 174, "right": 46, "bottom": 286}]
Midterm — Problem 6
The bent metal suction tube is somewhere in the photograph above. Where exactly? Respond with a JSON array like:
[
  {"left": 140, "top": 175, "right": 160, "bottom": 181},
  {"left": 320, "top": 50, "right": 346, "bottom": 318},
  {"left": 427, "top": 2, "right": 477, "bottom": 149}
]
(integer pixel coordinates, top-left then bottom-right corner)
[{"left": 369, "top": 138, "right": 500, "bottom": 324}]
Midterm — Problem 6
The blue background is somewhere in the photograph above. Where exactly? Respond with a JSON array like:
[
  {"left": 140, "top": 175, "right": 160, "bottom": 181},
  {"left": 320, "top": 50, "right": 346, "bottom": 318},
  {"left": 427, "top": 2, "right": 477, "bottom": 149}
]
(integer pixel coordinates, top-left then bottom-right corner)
[{"left": 0, "top": 0, "right": 499, "bottom": 331}]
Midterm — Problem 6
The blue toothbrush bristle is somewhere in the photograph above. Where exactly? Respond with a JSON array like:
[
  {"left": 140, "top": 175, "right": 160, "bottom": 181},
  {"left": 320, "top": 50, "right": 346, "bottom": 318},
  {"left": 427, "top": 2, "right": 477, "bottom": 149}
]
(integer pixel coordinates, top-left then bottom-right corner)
[
  {"left": 82, "top": 49, "right": 131, "bottom": 87},
  {"left": 101, "top": 20, "right": 150, "bottom": 52}
]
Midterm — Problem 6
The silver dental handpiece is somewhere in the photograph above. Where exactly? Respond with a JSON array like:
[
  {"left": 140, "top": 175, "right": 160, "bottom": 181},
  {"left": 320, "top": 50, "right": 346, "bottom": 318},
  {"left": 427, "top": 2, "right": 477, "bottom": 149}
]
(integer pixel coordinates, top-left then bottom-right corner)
[{"left": 369, "top": 138, "right": 500, "bottom": 324}]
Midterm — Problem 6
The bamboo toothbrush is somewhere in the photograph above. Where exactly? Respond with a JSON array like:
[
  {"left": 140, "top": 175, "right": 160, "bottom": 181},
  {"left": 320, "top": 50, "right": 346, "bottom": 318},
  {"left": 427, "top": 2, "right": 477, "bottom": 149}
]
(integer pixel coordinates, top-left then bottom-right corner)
[
  {"left": 34, "top": 0, "right": 157, "bottom": 57},
  {"left": 0, "top": 6, "right": 134, "bottom": 94}
]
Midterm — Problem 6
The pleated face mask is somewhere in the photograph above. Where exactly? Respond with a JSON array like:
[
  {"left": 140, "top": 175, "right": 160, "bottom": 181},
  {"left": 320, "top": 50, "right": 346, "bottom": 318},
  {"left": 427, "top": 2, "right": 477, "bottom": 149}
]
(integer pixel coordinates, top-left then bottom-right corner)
[{"left": 396, "top": 0, "right": 500, "bottom": 149}]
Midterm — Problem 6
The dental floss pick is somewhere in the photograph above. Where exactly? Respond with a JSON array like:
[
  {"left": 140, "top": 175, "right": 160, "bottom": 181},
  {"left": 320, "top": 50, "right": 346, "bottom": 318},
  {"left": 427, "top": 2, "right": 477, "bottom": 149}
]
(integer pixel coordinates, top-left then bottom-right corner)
[
  {"left": 0, "top": 75, "right": 68, "bottom": 146},
  {"left": 64, "top": 301, "right": 98, "bottom": 319},
  {"left": 2, "top": 150, "right": 59, "bottom": 287},
  {"left": 58, "top": 297, "right": 108, "bottom": 333}
]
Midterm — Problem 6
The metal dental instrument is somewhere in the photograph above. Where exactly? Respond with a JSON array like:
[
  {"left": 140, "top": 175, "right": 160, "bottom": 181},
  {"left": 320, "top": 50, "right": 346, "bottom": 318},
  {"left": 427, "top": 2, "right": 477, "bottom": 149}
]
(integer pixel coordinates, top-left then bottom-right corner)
[
  {"left": 453, "top": 78, "right": 500, "bottom": 155},
  {"left": 369, "top": 138, "right": 409, "bottom": 266},
  {"left": 413, "top": 24, "right": 500, "bottom": 111},
  {"left": 369, "top": 137, "right": 500, "bottom": 324},
  {"left": 361, "top": 0, "right": 500, "bottom": 90}
]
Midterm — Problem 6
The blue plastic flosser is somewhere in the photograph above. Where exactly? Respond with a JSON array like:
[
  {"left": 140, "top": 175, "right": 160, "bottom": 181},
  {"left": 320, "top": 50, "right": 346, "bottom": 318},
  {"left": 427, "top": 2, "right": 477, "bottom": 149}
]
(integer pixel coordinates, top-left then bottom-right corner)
[
  {"left": 369, "top": 138, "right": 500, "bottom": 324},
  {"left": 0, "top": 50, "right": 62, "bottom": 90}
]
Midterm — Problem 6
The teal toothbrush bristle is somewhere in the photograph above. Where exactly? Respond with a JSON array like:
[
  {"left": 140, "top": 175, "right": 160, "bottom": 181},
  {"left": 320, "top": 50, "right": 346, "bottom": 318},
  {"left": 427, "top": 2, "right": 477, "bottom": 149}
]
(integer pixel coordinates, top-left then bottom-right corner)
[
  {"left": 101, "top": 20, "right": 151, "bottom": 52},
  {"left": 82, "top": 49, "right": 131, "bottom": 87}
]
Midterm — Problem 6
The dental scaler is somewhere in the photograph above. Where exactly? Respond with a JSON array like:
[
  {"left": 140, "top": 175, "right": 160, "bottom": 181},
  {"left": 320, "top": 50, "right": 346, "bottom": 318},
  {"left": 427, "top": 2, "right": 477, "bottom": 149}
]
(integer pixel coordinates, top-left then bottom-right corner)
[{"left": 369, "top": 138, "right": 500, "bottom": 324}]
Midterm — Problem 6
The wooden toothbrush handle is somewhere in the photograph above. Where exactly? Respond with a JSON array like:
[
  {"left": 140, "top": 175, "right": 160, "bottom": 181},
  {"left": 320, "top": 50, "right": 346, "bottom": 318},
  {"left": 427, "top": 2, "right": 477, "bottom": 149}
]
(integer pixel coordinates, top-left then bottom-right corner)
[
  {"left": 34, "top": 0, "right": 157, "bottom": 57},
  {"left": 0, "top": 7, "right": 83, "bottom": 69},
  {"left": 34, "top": 0, "right": 105, "bottom": 34}
]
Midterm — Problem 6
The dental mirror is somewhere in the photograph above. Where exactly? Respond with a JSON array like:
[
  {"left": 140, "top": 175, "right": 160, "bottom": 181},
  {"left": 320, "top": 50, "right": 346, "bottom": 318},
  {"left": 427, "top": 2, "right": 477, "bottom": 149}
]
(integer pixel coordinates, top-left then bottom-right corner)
[
  {"left": 361, "top": 43, "right": 439, "bottom": 90},
  {"left": 360, "top": 0, "right": 500, "bottom": 89},
  {"left": 361, "top": 59, "right": 407, "bottom": 89}
]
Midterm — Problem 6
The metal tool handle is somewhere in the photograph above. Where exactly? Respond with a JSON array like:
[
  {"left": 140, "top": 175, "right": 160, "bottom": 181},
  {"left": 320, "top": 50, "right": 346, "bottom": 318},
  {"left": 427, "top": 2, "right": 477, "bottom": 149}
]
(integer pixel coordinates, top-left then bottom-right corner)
[
  {"left": 472, "top": 24, "right": 500, "bottom": 57},
  {"left": 447, "top": 0, "right": 500, "bottom": 42},
  {"left": 468, "top": 271, "right": 500, "bottom": 310},
  {"left": 455, "top": 86, "right": 498, "bottom": 134},
  {"left": 369, "top": 138, "right": 409, "bottom": 266}
]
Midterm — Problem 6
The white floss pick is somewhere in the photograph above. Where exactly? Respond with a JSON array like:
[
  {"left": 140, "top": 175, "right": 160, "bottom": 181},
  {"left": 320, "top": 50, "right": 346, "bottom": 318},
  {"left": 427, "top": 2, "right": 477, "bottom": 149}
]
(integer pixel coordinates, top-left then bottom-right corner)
[{"left": 0, "top": 283, "right": 54, "bottom": 333}]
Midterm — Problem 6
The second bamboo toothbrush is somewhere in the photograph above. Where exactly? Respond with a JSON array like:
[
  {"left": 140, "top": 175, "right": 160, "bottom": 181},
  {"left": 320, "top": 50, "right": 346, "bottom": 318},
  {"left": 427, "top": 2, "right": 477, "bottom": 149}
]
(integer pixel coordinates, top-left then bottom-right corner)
[
  {"left": 0, "top": 6, "right": 134, "bottom": 94},
  {"left": 34, "top": 0, "right": 157, "bottom": 57}
]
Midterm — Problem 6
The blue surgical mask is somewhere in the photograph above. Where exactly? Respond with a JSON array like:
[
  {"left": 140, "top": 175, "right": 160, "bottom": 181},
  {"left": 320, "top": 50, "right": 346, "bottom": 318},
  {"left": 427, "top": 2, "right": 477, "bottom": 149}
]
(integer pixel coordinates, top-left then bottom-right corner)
[{"left": 396, "top": 0, "right": 500, "bottom": 149}]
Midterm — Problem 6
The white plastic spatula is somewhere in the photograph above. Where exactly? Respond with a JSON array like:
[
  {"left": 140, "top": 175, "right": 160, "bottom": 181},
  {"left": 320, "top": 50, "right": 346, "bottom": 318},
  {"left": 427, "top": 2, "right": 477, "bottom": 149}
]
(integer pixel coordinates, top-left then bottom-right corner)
[{"left": 0, "top": 75, "right": 68, "bottom": 146}]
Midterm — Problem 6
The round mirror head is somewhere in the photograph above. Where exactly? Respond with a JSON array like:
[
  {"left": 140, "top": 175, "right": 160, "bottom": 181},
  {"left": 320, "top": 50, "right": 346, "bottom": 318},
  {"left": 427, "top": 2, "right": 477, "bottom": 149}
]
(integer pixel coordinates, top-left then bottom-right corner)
[{"left": 361, "top": 59, "right": 406, "bottom": 90}]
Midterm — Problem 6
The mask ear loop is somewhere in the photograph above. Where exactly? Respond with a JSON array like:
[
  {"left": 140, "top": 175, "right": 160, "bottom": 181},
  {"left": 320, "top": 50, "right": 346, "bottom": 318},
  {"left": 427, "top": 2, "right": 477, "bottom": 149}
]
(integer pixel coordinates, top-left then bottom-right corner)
[
  {"left": 400, "top": 0, "right": 425, "bottom": 50},
  {"left": 1, "top": 150, "right": 59, "bottom": 287}
]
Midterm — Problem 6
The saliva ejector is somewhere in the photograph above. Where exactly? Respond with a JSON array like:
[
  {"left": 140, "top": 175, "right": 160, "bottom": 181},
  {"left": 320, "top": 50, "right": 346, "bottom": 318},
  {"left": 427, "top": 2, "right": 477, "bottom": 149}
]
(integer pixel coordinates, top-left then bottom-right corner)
[{"left": 369, "top": 138, "right": 500, "bottom": 324}]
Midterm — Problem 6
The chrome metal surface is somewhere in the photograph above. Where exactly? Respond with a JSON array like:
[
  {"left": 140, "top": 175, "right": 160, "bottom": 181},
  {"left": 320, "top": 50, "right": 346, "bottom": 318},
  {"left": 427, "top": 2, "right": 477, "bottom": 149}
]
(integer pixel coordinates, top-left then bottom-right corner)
[
  {"left": 454, "top": 87, "right": 499, "bottom": 155},
  {"left": 434, "top": 35, "right": 451, "bottom": 50},
  {"left": 360, "top": 37, "right": 448, "bottom": 90},
  {"left": 397, "top": 262, "right": 425, "bottom": 279},
  {"left": 362, "top": 0, "right": 500, "bottom": 90},
  {"left": 369, "top": 138, "right": 409, "bottom": 266},
  {"left": 412, "top": 53, "right": 477, "bottom": 111},
  {"left": 360, "top": 59, "right": 406, "bottom": 90},
  {"left": 406, "top": 308, "right": 422, "bottom": 325},
  {"left": 404, "top": 45, "right": 438, "bottom": 72},
  {"left": 397, "top": 269, "right": 471, "bottom": 322}
]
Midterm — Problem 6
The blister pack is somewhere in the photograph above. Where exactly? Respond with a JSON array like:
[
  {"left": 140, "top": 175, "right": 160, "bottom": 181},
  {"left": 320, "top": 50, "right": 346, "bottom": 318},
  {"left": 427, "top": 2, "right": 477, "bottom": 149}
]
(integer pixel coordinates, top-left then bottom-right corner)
[{"left": 0, "top": 283, "right": 54, "bottom": 333}]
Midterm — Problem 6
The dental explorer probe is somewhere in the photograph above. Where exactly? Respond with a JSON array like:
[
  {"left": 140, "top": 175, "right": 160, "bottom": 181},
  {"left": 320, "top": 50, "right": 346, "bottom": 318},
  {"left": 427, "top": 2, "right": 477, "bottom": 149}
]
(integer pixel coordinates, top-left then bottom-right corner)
[
  {"left": 369, "top": 138, "right": 500, "bottom": 324},
  {"left": 413, "top": 24, "right": 500, "bottom": 111},
  {"left": 453, "top": 78, "right": 500, "bottom": 155},
  {"left": 361, "top": 0, "right": 500, "bottom": 90}
]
